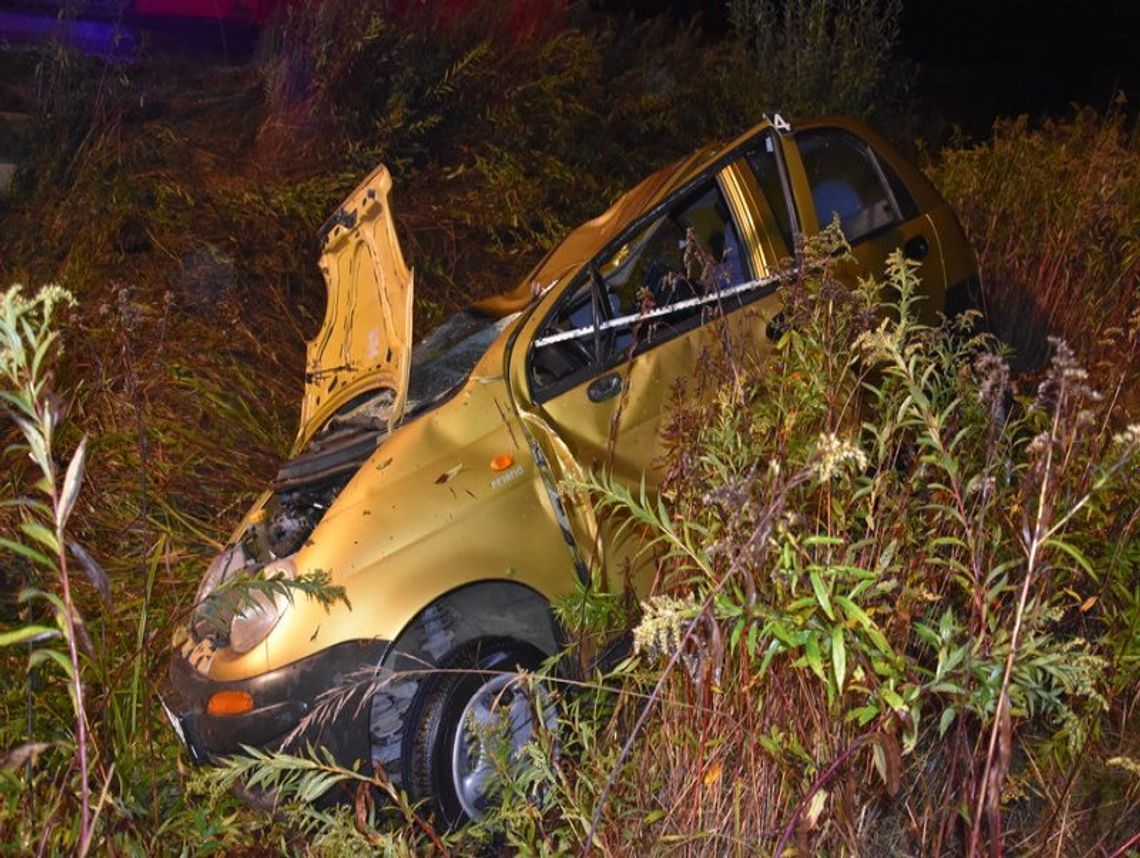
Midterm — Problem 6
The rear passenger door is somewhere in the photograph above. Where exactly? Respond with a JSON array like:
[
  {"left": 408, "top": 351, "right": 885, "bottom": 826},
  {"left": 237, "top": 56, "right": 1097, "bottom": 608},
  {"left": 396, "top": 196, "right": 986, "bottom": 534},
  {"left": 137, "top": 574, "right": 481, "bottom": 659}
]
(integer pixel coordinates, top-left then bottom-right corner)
[{"left": 786, "top": 126, "right": 948, "bottom": 321}]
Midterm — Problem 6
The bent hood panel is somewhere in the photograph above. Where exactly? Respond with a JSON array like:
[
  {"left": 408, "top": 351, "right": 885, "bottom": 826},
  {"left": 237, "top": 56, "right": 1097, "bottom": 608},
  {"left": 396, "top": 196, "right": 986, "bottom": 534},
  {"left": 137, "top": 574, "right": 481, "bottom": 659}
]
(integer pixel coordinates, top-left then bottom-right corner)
[{"left": 299, "top": 165, "right": 413, "bottom": 445}]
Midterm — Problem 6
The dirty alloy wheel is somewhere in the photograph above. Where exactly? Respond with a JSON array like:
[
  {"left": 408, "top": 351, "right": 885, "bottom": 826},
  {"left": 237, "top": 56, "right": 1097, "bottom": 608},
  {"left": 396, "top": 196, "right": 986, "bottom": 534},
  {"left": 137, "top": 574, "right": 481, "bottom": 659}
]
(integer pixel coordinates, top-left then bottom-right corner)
[{"left": 403, "top": 637, "right": 549, "bottom": 827}]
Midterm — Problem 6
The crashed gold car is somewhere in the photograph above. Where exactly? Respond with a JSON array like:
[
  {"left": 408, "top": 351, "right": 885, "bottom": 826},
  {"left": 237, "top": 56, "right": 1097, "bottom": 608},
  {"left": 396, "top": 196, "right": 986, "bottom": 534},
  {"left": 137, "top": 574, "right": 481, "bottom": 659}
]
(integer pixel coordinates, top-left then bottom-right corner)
[{"left": 161, "top": 114, "right": 979, "bottom": 824}]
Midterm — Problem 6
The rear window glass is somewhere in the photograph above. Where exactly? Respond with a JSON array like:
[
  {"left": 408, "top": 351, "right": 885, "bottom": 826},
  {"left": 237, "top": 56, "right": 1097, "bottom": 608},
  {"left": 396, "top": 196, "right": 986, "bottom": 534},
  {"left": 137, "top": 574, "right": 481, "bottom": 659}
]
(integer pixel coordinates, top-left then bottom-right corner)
[{"left": 797, "top": 128, "right": 901, "bottom": 243}]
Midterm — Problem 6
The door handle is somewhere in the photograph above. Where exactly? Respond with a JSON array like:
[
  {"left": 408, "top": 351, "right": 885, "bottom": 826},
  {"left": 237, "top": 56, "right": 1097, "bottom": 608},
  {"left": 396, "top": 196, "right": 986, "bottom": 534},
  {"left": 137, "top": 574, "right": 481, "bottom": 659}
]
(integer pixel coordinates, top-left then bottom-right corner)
[
  {"left": 904, "top": 234, "right": 929, "bottom": 261},
  {"left": 587, "top": 372, "right": 622, "bottom": 403}
]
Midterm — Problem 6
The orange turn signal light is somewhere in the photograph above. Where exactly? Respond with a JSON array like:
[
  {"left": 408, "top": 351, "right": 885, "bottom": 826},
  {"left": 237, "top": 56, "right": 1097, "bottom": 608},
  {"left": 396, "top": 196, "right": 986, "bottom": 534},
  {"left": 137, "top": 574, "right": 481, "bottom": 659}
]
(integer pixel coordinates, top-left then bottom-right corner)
[
  {"left": 206, "top": 690, "right": 254, "bottom": 717},
  {"left": 490, "top": 454, "right": 514, "bottom": 472}
]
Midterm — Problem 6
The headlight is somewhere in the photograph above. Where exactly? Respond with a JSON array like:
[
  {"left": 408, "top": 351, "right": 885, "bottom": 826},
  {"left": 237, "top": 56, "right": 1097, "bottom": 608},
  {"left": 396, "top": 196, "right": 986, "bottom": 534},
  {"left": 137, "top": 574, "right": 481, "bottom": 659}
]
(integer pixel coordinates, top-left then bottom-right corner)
[
  {"left": 229, "top": 558, "right": 296, "bottom": 654},
  {"left": 195, "top": 544, "right": 250, "bottom": 605}
]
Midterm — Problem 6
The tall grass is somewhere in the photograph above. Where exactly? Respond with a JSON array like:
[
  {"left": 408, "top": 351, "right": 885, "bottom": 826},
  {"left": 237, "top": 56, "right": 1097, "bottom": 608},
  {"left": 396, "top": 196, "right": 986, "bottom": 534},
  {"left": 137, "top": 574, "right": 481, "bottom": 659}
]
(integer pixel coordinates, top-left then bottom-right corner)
[
  {"left": 728, "top": 0, "right": 907, "bottom": 119},
  {"left": 153, "top": 246, "right": 1140, "bottom": 856},
  {"left": 1, "top": 2, "right": 1138, "bottom": 853},
  {"left": 930, "top": 104, "right": 1140, "bottom": 382}
]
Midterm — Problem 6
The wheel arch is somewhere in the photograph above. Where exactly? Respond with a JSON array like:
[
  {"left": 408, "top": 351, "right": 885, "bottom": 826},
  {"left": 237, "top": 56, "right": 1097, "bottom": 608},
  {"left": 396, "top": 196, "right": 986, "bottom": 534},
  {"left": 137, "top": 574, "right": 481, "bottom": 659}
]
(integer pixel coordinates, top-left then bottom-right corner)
[
  {"left": 382, "top": 579, "right": 565, "bottom": 672},
  {"left": 369, "top": 579, "right": 565, "bottom": 780}
]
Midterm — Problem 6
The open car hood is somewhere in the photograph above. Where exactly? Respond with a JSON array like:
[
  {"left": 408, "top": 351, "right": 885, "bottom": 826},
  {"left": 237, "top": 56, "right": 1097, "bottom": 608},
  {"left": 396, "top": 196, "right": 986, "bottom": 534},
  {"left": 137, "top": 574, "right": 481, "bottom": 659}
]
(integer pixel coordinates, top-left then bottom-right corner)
[{"left": 298, "top": 165, "right": 414, "bottom": 447}]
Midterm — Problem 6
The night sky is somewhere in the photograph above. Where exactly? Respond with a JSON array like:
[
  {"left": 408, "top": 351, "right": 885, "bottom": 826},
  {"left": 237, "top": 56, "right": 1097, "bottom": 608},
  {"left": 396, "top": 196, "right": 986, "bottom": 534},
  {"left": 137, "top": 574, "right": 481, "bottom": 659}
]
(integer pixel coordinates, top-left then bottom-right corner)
[
  {"left": 611, "top": 0, "right": 1140, "bottom": 133},
  {"left": 900, "top": 0, "right": 1139, "bottom": 132}
]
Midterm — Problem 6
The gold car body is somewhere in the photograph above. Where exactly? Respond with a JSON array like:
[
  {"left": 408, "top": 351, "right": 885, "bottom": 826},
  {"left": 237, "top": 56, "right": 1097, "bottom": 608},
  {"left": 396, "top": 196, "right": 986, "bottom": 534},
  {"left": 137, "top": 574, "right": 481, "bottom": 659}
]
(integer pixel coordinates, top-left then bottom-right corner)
[{"left": 173, "top": 115, "right": 976, "bottom": 712}]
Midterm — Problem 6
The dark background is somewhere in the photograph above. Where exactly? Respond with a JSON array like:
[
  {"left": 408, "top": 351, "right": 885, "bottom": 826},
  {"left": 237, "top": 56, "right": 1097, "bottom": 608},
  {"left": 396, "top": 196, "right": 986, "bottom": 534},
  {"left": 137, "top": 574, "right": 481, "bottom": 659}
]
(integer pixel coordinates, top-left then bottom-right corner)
[
  {"left": 604, "top": 0, "right": 1140, "bottom": 133},
  {"left": 899, "top": 0, "right": 1139, "bottom": 133},
  {"left": 1, "top": 0, "right": 1137, "bottom": 134}
]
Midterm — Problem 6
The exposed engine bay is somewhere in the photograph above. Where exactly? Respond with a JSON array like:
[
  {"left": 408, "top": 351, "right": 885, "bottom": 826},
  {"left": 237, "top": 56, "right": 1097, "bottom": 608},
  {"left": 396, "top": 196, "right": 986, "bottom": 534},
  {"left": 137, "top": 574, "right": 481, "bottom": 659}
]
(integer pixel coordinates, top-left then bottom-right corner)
[{"left": 222, "top": 308, "right": 520, "bottom": 581}]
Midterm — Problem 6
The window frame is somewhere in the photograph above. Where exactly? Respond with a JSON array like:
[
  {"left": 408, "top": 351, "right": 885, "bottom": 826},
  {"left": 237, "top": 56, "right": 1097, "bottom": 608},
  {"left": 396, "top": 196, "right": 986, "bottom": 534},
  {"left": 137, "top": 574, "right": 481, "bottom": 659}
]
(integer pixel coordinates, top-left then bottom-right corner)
[
  {"left": 741, "top": 129, "right": 801, "bottom": 255},
  {"left": 527, "top": 165, "right": 777, "bottom": 405}
]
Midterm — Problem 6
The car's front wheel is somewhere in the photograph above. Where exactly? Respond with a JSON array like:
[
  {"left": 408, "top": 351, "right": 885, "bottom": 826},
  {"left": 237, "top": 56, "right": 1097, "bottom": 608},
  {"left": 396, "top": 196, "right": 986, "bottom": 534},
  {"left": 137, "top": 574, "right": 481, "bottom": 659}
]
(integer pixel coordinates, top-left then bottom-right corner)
[{"left": 402, "top": 637, "right": 550, "bottom": 827}]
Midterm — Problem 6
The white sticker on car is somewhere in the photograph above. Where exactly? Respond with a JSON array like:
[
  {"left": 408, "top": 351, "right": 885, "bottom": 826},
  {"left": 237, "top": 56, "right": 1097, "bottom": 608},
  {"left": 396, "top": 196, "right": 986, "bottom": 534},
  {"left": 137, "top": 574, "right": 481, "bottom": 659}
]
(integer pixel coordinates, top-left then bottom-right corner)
[{"left": 490, "top": 464, "right": 525, "bottom": 490}]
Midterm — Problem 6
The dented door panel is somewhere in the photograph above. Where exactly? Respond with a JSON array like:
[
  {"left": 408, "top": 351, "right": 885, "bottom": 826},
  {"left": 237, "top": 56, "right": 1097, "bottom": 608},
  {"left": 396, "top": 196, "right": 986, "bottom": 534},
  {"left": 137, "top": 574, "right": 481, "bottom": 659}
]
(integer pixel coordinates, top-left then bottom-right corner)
[{"left": 514, "top": 165, "right": 785, "bottom": 592}]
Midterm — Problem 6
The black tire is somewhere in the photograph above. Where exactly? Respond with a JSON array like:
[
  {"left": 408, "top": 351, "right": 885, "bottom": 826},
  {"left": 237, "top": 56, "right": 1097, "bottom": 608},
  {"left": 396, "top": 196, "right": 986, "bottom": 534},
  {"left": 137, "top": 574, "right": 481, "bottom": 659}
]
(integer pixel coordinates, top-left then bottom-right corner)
[{"left": 402, "top": 637, "right": 546, "bottom": 828}]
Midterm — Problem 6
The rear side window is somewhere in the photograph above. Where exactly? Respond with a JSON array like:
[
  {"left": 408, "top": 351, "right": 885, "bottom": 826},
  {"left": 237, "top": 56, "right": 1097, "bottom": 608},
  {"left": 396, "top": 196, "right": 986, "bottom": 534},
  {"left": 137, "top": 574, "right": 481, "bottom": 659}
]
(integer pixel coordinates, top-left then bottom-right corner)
[
  {"left": 797, "top": 128, "right": 902, "bottom": 244},
  {"left": 879, "top": 157, "right": 920, "bottom": 221}
]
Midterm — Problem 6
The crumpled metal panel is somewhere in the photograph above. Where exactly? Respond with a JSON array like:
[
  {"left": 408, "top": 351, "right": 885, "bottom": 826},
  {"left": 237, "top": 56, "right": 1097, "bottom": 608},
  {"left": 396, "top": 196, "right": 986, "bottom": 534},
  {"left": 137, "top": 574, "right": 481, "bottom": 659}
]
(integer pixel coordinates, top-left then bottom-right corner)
[{"left": 299, "top": 165, "right": 413, "bottom": 446}]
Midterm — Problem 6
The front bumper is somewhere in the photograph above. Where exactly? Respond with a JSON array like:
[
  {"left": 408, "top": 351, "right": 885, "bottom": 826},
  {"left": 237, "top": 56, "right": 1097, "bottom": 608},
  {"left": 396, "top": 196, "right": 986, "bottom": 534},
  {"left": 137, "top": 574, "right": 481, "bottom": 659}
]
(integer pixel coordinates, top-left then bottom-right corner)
[{"left": 161, "top": 638, "right": 389, "bottom": 769}]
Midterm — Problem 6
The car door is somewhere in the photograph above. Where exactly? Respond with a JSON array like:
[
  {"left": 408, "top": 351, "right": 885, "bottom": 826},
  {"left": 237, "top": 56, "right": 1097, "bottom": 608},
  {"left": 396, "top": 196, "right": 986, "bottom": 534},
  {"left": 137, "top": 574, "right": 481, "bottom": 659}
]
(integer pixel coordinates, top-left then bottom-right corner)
[
  {"left": 784, "top": 124, "right": 950, "bottom": 323},
  {"left": 518, "top": 160, "right": 785, "bottom": 592}
]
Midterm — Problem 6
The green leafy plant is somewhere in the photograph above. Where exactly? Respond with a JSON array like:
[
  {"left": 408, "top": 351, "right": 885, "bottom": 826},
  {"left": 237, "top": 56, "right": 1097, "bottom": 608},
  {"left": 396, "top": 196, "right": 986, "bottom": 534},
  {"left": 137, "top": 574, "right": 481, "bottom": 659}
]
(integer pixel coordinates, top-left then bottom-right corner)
[
  {"left": 552, "top": 244, "right": 1140, "bottom": 855},
  {"left": 0, "top": 284, "right": 109, "bottom": 856},
  {"left": 193, "top": 567, "right": 349, "bottom": 641}
]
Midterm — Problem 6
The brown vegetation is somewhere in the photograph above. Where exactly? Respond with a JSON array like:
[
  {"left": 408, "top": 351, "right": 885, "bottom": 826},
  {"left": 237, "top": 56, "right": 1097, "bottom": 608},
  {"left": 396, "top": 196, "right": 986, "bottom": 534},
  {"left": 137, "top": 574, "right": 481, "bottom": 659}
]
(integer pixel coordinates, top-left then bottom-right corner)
[{"left": 1, "top": 1, "right": 1137, "bottom": 854}]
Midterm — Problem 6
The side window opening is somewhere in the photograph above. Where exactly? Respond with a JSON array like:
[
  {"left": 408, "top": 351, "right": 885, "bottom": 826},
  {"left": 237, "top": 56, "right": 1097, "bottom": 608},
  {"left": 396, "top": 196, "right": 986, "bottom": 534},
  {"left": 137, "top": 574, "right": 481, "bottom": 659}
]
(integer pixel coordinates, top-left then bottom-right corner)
[
  {"left": 745, "top": 131, "right": 796, "bottom": 251},
  {"left": 530, "top": 179, "right": 755, "bottom": 396},
  {"left": 797, "top": 128, "right": 903, "bottom": 244},
  {"left": 529, "top": 279, "right": 598, "bottom": 388}
]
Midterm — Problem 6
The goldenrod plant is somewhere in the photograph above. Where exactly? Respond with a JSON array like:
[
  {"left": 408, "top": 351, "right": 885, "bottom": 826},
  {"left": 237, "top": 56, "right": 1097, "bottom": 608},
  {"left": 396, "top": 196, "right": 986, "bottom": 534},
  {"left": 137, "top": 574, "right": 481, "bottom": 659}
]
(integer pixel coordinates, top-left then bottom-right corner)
[
  {"left": 178, "top": 248, "right": 1139, "bottom": 855},
  {"left": 930, "top": 104, "right": 1140, "bottom": 377},
  {"left": 556, "top": 248, "right": 1140, "bottom": 855}
]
